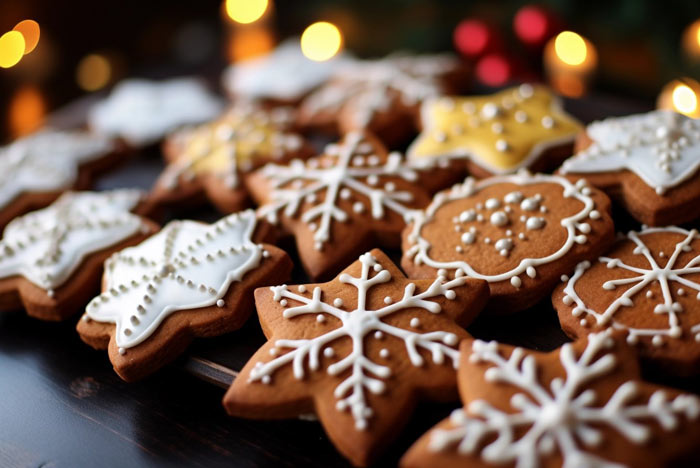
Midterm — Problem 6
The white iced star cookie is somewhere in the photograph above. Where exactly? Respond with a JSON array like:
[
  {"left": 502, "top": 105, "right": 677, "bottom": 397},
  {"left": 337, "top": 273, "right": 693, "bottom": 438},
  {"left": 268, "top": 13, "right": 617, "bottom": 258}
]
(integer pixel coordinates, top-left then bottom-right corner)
[
  {"left": 559, "top": 110, "right": 700, "bottom": 225},
  {"left": 402, "top": 331, "right": 700, "bottom": 468},
  {"left": 89, "top": 78, "right": 224, "bottom": 147},
  {"left": 77, "top": 209, "right": 292, "bottom": 381},
  {"left": 224, "top": 249, "right": 489, "bottom": 467},
  {"left": 0, "top": 190, "right": 156, "bottom": 321},
  {"left": 554, "top": 226, "right": 700, "bottom": 375},
  {"left": 0, "top": 129, "right": 120, "bottom": 230}
]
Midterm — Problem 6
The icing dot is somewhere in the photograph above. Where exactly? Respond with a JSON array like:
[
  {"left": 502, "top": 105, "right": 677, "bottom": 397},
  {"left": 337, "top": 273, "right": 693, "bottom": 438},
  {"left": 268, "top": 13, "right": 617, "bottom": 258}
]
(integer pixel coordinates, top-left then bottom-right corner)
[
  {"left": 118, "top": 347, "right": 126, "bottom": 355},
  {"left": 579, "top": 318, "right": 587, "bottom": 327},
  {"left": 323, "top": 347, "right": 335, "bottom": 358},
  {"left": 514, "top": 110, "right": 528, "bottom": 123},
  {"left": 379, "top": 349, "right": 390, "bottom": 359},
  {"left": 317, "top": 314, "right": 326, "bottom": 323},
  {"left": 561, "top": 275, "right": 569, "bottom": 282},
  {"left": 519, "top": 83, "right": 534, "bottom": 98},
  {"left": 678, "top": 288, "right": 686, "bottom": 296},
  {"left": 459, "top": 209, "right": 476, "bottom": 222},
  {"left": 333, "top": 298, "right": 344, "bottom": 308},
  {"left": 520, "top": 197, "right": 540, "bottom": 211},
  {"left": 298, "top": 285, "right": 307, "bottom": 293},
  {"left": 504, "top": 191, "right": 524, "bottom": 204},
  {"left": 484, "top": 237, "right": 491, "bottom": 244},
  {"left": 495, "top": 139, "right": 510, "bottom": 152},
  {"left": 280, "top": 299, "right": 288, "bottom": 306},
  {"left": 490, "top": 211, "right": 509, "bottom": 227},
  {"left": 541, "top": 115, "right": 554, "bottom": 129},
  {"left": 525, "top": 217, "right": 546, "bottom": 230},
  {"left": 526, "top": 266, "right": 536, "bottom": 278},
  {"left": 646, "top": 290, "right": 653, "bottom": 299},
  {"left": 491, "top": 123, "right": 504, "bottom": 134},
  {"left": 652, "top": 335, "right": 663, "bottom": 347},
  {"left": 510, "top": 277, "right": 522, "bottom": 288},
  {"left": 461, "top": 232, "right": 475, "bottom": 245},
  {"left": 494, "top": 238, "right": 514, "bottom": 256},
  {"left": 410, "top": 317, "right": 420, "bottom": 328},
  {"left": 518, "top": 233, "right": 526, "bottom": 240},
  {"left": 375, "top": 331, "right": 384, "bottom": 339},
  {"left": 353, "top": 202, "right": 364, "bottom": 213},
  {"left": 485, "top": 198, "right": 501, "bottom": 210},
  {"left": 383, "top": 296, "right": 392, "bottom": 305},
  {"left": 216, "top": 299, "right": 225, "bottom": 307},
  {"left": 481, "top": 102, "right": 500, "bottom": 119},
  {"left": 563, "top": 295, "right": 573, "bottom": 305},
  {"left": 262, "top": 375, "right": 271, "bottom": 384}
]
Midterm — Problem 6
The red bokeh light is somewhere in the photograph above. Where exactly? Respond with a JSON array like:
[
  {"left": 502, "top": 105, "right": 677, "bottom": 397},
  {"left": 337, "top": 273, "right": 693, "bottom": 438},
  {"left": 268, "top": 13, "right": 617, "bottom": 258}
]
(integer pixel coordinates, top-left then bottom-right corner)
[
  {"left": 514, "top": 6, "right": 550, "bottom": 45},
  {"left": 453, "top": 19, "right": 490, "bottom": 57},
  {"left": 475, "top": 53, "right": 511, "bottom": 86}
]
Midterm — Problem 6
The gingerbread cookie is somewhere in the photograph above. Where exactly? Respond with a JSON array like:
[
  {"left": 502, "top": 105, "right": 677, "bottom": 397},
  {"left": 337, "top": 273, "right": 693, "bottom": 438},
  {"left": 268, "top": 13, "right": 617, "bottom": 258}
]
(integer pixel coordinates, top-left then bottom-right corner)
[
  {"left": 223, "top": 249, "right": 489, "bottom": 467},
  {"left": 222, "top": 38, "right": 353, "bottom": 103},
  {"left": 0, "top": 129, "right": 125, "bottom": 231},
  {"left": 298, "top": 54, "right": 467, "bottom": 146},
  {"left": 408, "top": 84, "right": 582, "bottom": 177},
  {"left": 77, "top": 210, "right": 291, "bottom": 381},
  {"left": 150, "top": 104, "right": 313, "bottom": 214},
  {"left": 402, "top": 331, "right": 700, "bottom": 468},
  {"left": 247, "top": 131, "right": 460, "bottom": 280},
  {"left": 89, "top": 78, "right": 224, "bottom": 147},
  {"left": 559, "top": 110, "right": 700, "bottom": 226},
  {"left": 402, "top": 172, "right": 614, "bottom": 312},
  {"left": 0, "top": 190, "right": 157, "bottom": 321},
  {"left": 554, "top": 226, "right": 700, "bottom": 375}
]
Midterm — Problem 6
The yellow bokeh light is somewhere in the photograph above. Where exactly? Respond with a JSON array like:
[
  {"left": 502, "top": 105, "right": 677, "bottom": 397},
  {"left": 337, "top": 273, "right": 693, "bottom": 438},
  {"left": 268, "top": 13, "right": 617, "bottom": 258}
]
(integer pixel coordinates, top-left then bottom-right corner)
[
  {"left": 228, "top": 26, "right": 275, "bottom": 62},
  {"left": 554, "top": 31, "right": 587, "bottom": 66},
  {"left": 672, "top": 84, "right": 698, "bottom": 115},
  {"left": 0, "top": 31, "right": 26, "bottom": 68},
  {"left": 76, "top": 54, "right": 112, "bottom": 91},
  {"left": 8, "top": 85, "right": 45, "bottom": 137},
  {"left": 301, "top": 21, "right": 342, "bottom": 62},
  {"left": 13, "top": 20, "right": 40, "bottom": 55},
  {"left": 225, "top": 0, "right": 268, "bottom": 24}
]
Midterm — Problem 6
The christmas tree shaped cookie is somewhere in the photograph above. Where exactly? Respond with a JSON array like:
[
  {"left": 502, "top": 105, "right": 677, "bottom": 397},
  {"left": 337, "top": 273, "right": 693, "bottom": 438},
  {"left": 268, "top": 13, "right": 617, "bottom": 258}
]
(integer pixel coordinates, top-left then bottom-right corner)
[{"left": 224, "top": 249, "right": 489, "bottom": 466}]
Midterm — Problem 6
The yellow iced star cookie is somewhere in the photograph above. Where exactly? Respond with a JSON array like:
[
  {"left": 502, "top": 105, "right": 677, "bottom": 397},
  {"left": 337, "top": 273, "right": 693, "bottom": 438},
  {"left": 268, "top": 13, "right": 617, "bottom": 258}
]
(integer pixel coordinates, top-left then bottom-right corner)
[{"left": 407, "top": 84, "right": 582, "bottom": 175}]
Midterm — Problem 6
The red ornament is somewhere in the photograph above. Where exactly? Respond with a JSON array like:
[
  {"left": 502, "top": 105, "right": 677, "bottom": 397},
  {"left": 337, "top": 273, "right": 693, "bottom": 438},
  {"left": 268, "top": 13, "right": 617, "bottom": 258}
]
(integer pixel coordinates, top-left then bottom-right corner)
[
  {"left": 475, "top": 53, "right": 511, "bottom": 86},
  {"left": 513, "top": 5, "right": 554, "bottom": 46},
  {"left": 453, "top": 19, "right": 491, "bottom": 57}
]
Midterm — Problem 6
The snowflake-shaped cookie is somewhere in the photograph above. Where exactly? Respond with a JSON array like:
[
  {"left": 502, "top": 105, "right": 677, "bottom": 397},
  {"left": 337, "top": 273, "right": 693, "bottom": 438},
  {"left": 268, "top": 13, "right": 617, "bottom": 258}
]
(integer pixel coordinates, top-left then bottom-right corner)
[
  {"left": 224, "top": 249, "right": 489, "bottom": 466},
  {"left": 408, "top": 84, "right": 582, "bottom": 175},
  {"left": 554, "top": 226, "right": 700, "bottom": 374},
  {"left": 152, "top": 104, "right": 311, "bottom": 213},
  {"left": 250, "top": 131, "right": 453, "bottom": 280},
  {"left": 0, "top": 129, "right": 117, "bottom": 227},
  {"left": 298, "top": 54, "right": 463, "bottom": 145},
  {"left": 402, "top": 331, "right": 700, "bottom": 468},
  {"left": 402, "top": 171, "right": 614, "bottom": 312},
  {"left": 78, "top": 209, "right": 292, "bottom": 381},
  {"left": 89, "top": 78, "right": 224, "bottom": 146},
  {"left": 0, "top": 190, "right": 154, "bottom": 320}
]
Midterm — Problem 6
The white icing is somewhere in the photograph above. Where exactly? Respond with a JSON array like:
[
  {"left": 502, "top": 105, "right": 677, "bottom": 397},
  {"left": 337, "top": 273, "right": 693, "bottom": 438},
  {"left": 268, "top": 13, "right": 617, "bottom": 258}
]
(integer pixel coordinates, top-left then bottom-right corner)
[
  {"left": 490, "top": 211, "right": 508, "bottom": 227},
  {"left": 405, "top": 172, "right": 598, "bottom": 287},
  {"left": 561, "top": 110, "right": 700, "bottom": 195},
  {"left": 0, "top": 190, "right": 145, "bottom": 290},
  {"left": 562, "top": 226, "right": 700, "bottom": 344},
  {"left": 89, "top": 78, "right": 224, "bottom": 146},
  {"left": 248, "top": 252, "right": 464, "bottom": 431},
  {"left": 258, "top": 132, "right": 427, "bottom": 251},
  {"left": 428, "top": 331, "right": 700, "bottom": 465},
  {"left": 526, "top": 216, "right": 546, "bottom": 230},
  {"left": 86, "top": 210, "right": 263, "bottom": 348},
  {"left": 0, "top": 130, "right": 115, "bottom": 210},
  {"left": 222, "top": 39, "right": 353, "bottom": 101}
]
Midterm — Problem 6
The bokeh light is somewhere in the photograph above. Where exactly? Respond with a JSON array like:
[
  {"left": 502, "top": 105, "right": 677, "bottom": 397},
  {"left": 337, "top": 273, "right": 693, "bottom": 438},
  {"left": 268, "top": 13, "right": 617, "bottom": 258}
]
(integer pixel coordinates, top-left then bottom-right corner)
[
  {"left": 76, "top": 54, "right": 112, "bottom": 91},
  {"left": 513, "top": 6, "right": 549, "bottom": 45},
  {"left": 475, "top": 53, "right": 511, "bottom": 87},
  {"left": 228, "top": 26, "right": 274, "bottom": 62},
  {"left": 554, "top": 31, "right": 587, "bottom": 66},
  {"left": 0, "top": 31, "right": 26, "bottom": 68},
  {"left": 301, "top": 22, "right": 342, "bottom": 62},
  {"left": 681, "top": 19, "right": 700, "bottom": 60},
  {"left": 13, "top": 20, "right": 40, "bottom": 55},
  {"left": 657, "top": 78, "right": 700, "bottom": 118},
  {"left": 672, "top": 84, "right": 698, "bottom": 115},
  {"left": 453, "top": 19, "right": 490, "bottom": 57},
  {"left": 8, "top": 85, "right": 45, "bottom": 137},
  {"left": 225, "top": 0, "right": 268, "bottom": 24}
]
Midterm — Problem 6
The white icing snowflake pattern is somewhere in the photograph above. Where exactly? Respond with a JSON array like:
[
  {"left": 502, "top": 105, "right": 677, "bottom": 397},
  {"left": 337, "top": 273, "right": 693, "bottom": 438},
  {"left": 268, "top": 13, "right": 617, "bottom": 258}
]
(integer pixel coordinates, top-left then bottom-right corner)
[
  {"left": 0, "top": 190, "right": 146, "bottom": 294},
  {"left": 86, "top": 210, "right": 264, "bottom": 350},
  {"left": 258, "top": 132, "right": 425, "bottom": 251},
  {"left": 428, "top": 332, "right": 700, "bottom": 467},
  {"left": 0, "top": 130, "right": 115, "bottom": 210},
  {"left": 563, "top": 226, "right": 700, "bottom": 346},
  {"left": 560, "top": 110, "right": 700, "bottom": 195},
  {"left": 248, "top": 252, "right": 465, "bottom": 430}
]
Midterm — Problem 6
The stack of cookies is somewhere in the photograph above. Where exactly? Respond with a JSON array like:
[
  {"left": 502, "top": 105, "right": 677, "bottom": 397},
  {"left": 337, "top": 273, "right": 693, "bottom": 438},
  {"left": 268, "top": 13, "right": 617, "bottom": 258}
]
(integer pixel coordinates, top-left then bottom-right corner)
[{"left": 2, "top": 40, "right": 700, "bottom": 468}]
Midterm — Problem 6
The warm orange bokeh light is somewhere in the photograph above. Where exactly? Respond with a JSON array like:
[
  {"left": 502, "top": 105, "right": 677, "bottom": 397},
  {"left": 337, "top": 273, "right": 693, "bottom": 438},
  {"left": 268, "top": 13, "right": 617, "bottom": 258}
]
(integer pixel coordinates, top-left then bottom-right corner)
[
  {"left": 681, "top": 19, "right": 700, "bottom": 60},
  {"left": 13, "top": 20, "right": 40, "bottom": 55},
  {"left": 8, "top": 85, "right": 46, "bottom": 137},
  {"left": 225, "top": 0, "right": 268, "bottom": 24},
  {"left": 657, "top": 79, "right": 700, "bottom": 118},
  {"left": 228, "top": 26, "right": 274, "bottom": 62},
  {"left": 76, "top": 54, "right": 112, "bottom": 91},
  {"left": 0, "top": 31, "right": 25, "bottom": 68},
  {"left": 300, "top": 21, "right": 343, "bottom": 62}
]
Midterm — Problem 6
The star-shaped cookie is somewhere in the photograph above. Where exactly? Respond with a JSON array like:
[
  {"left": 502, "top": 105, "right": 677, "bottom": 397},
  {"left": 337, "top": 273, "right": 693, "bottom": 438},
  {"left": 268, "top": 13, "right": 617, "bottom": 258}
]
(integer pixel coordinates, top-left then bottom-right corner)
[
  {"left": 247, "top": 130, "right": 460, "bottom": 280},
  {"left": 407, "top": 84, "right": 582, "bottom": 177},
  {"left": 298, "top": 54, "right": 466, "bottom": 146},
  {"left": 402, "top": 331, "right": 700, "bottom": 468},
  {"left": 89, "top": 78, "right": 224, "bottom": 147},
  {"left": 151, "top": 104, "right": 313, "bottom": 214},
  {"left": 0, "top": 190, "right": 157, "bottom": 321},
  {"left": 559, "top": 110, "right": 700, "bottom": 225},
  {"left": 0, "top": 129, "right": 124, "bottom": 231},
  {"left": 77, "top": 209, "right": 292, "bottom": 381},
  {"left": 223, "top": 249, "right": 489, "bottom": 467}
]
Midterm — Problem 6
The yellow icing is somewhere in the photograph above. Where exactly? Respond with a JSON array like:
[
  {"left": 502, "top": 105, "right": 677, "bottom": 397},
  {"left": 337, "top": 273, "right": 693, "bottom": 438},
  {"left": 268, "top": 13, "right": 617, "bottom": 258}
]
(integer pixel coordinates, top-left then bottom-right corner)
[{"left": 407, "top": 85, "right": 582, "bottom": 173}]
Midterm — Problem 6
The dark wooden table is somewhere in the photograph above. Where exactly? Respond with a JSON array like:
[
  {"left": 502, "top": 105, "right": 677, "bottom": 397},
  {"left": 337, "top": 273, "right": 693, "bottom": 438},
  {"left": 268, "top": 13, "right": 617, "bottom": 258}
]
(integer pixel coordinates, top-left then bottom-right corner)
[{"left": 5, "top": 92, "right": 692, "bottom": 468}]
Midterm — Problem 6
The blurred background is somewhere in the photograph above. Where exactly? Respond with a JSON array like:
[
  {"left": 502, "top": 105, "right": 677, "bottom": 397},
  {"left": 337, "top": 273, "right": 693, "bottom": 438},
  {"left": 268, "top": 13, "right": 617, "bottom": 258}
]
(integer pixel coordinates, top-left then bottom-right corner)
[{"left": 2, "top": 0, "right": 700, "bottom": 142}]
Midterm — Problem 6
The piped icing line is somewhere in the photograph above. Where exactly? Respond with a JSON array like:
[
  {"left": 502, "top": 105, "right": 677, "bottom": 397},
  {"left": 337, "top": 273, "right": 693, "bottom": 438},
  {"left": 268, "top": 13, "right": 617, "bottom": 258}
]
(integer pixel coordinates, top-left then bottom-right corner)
[
  {"left": 560, "top": 110, "right": 700, "bottom": 195},
  {"left": 407, "top": 84, "right": 582, "bottom": 174},
  {"left": 0, "top": 130, "right": 116, "bottom": 210},
  {"left": 561, "top": 226, "right": 700, "bottom": 346},
  {"left": 405, "top": 171, "right": 599, "bottom": 287},
  {"left": 161, "top": 106, "right": 304, "bottom": 190},
  {"left": 428, "top": 331, "right": 700, "bottom": 466},
  {"left": 247, "top": 252, "right": 464, "bottom": 431},
  {"left": 0, "top": 190, "right": 147, "bottom": 294},
  {"left": 85, "top": 210, "right": 264, "bottom": 349},
  {"left": 257, "top": 131, "right": 430, "bottom": 251}
]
